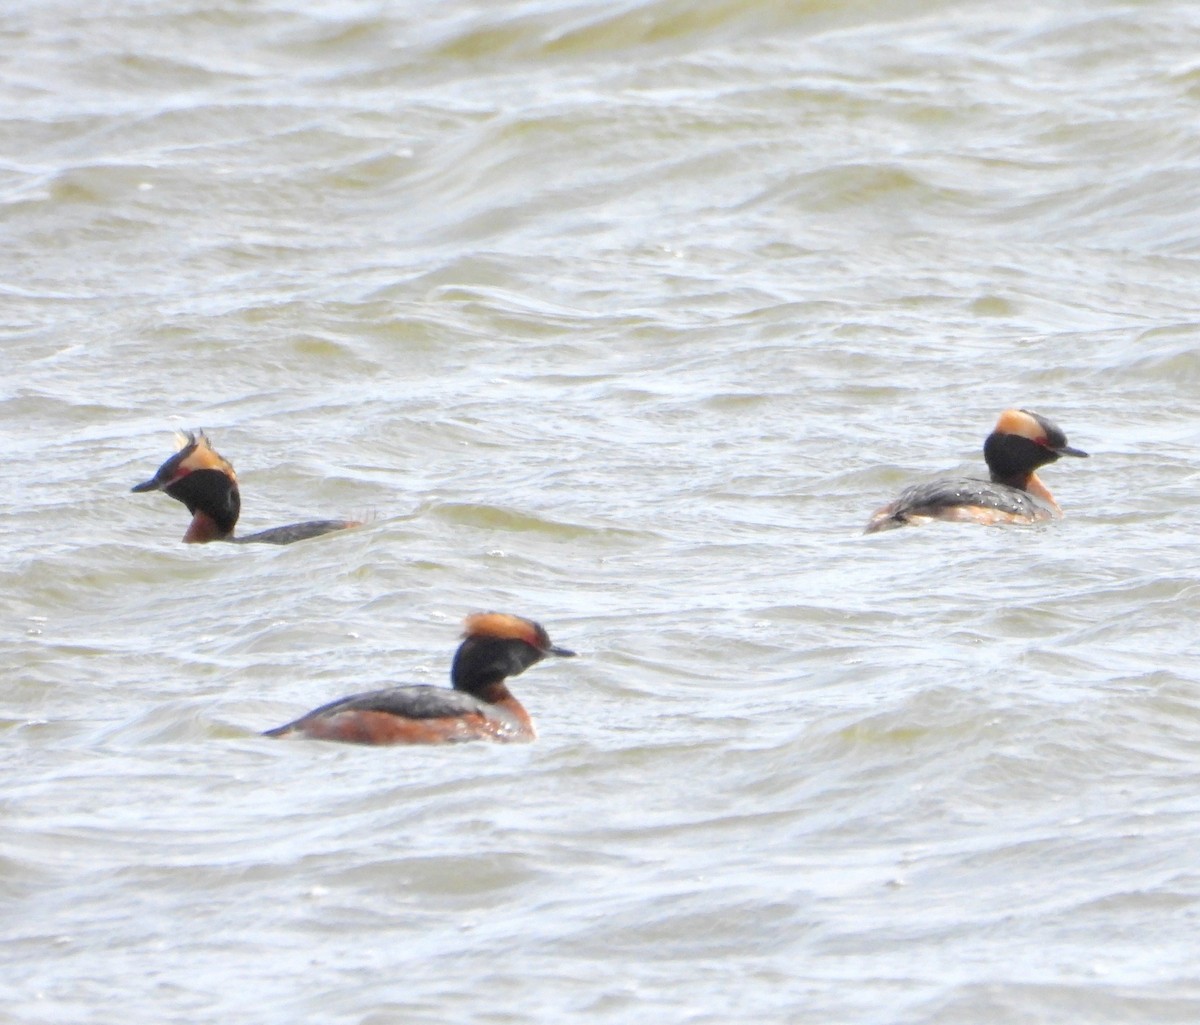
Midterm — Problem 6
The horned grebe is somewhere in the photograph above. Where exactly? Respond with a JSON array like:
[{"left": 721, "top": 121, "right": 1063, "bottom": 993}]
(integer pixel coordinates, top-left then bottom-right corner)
[
  {"left": 865, "top": 409, "right": 1088, "bottom": 533},
  {"left": 131, "top": 431, "right": 360, "bottom": 545},
  {"left": 263, "top": 613, "right": 574, "bottom": 745}
]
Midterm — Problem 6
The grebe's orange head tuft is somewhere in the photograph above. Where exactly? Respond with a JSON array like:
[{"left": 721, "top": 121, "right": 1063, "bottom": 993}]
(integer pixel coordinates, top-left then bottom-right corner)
[
  {"left": 131, "top": 430, "right": 236, "bottom": 493},
  {"left": 992, "top": 409, "right": 1088, "bottom": 458},
  {"left": 463, "top": 612, "right": 546, "bottom": 648},
  {"left": 993, "top": 409, "right": 1043, "bottom": 441},
  {"left": 452, "top": 613, "right": 575, "bottom": 694}
]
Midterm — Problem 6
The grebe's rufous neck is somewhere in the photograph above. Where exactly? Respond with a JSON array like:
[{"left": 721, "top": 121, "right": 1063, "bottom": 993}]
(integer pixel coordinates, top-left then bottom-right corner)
[
  {"left": 131, "top": 430, "right": 360, "bottom": 545},
  {"left": 865, "top": 408, "right": 1088, "bottom": 534},
  {"left": 263, "top": 613, "right": 576, "bottom": 745}
]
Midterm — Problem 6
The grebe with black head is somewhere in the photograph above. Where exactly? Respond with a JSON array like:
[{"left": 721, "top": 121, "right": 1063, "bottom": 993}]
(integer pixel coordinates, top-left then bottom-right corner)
[
  {"left": 131, "top": 431, "right": 360, "bottom": 545},
  {"left": 263, "top": 613, "right": 575, "bottom": 745},
  {"left": 865, "top": 409, "right": 1088, "bottom": 533}
]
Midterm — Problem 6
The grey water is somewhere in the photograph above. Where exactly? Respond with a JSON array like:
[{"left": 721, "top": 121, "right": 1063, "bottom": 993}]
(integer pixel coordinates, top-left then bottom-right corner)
[{"left": 4, "top": 1, "right": 1200, "bottom": 1022}]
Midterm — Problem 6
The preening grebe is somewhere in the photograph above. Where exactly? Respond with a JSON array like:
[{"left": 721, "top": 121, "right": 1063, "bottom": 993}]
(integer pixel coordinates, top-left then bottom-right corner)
[
  {"left": 865, "top": 409, "right": 1088, "bottom": 533},
  {"left": 132, "top": 431, "right": 360, "bottom": 545},
  {"left": 263, "top": 613, "right": 575, "bottom": 745}
]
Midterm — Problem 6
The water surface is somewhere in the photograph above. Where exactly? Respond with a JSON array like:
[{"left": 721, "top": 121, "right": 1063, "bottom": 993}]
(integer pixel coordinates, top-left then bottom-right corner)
[{"left": 4, "top": 1, "right": 1200, "bottom": 1022}]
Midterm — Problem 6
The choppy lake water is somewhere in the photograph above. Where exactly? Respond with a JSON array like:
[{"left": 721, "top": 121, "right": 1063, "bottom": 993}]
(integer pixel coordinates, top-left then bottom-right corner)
[{"left": 5, "top": 1, "right": 1200, "bottom": 1022}]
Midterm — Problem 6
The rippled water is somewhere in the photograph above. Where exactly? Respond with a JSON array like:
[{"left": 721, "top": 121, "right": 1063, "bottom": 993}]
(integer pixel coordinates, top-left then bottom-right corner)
[{"left": 5, "top": 1, "right": 1200, "bottom": 1022}]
